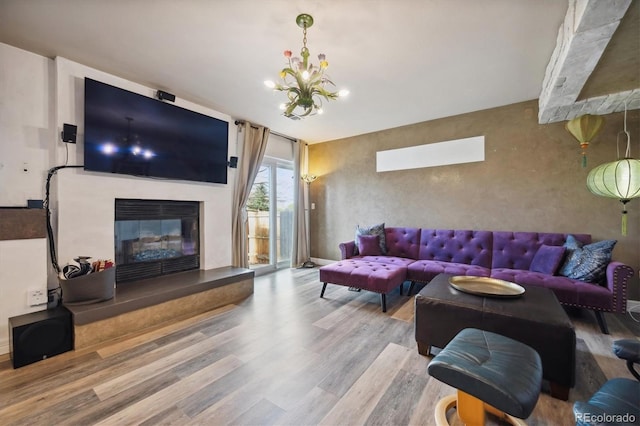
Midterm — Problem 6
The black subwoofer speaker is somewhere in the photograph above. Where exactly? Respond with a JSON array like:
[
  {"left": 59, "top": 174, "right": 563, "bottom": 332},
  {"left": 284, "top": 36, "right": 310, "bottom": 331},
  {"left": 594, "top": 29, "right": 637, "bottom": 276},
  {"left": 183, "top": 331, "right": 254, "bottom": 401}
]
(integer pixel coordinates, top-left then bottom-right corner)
[{"left": 9, "top": 307, "right": 73, "bottom": 368}]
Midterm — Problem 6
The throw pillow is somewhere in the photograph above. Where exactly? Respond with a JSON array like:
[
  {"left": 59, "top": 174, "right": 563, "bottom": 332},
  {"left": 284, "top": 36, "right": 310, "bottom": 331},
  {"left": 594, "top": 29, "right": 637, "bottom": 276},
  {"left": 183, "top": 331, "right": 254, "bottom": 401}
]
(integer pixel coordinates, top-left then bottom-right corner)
[
  {"left": 530, "top": 245, "right": 566, "bottom": 275},
  {"left": 354, "top": 223, "right": 386, "bottom": 255},
  {"left": 357, "top": 234, "right": 382, "bottom": 256},
  {"left": 558, "top": 235, "right": 617, "bottom": 284},
  {"left": 558, "top": 235, "right": 582, "bottom": 277}
]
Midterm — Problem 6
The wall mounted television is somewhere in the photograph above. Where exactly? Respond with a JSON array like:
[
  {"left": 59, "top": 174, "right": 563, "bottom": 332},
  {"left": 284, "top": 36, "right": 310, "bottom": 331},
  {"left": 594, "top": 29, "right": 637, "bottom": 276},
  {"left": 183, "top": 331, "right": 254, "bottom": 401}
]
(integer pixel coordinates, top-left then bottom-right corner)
[{"left": 84, "top": 78, "right": 229, "bottom": 184}]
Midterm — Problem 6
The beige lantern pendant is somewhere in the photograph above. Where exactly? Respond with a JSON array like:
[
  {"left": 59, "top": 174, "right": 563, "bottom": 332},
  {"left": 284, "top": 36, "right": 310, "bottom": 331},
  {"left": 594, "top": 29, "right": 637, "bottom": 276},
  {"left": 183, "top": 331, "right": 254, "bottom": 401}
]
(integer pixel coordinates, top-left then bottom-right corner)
[{"left": 566, "top": 114, "right": 605, "bottom": 168}]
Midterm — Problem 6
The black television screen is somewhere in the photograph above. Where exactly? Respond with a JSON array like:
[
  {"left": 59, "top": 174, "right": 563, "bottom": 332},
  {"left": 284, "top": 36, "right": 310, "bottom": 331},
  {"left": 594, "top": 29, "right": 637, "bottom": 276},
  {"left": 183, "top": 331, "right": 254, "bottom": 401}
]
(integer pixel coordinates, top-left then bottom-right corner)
[{"left": 84, "top": 78, "right": 229, "bottom": 184}]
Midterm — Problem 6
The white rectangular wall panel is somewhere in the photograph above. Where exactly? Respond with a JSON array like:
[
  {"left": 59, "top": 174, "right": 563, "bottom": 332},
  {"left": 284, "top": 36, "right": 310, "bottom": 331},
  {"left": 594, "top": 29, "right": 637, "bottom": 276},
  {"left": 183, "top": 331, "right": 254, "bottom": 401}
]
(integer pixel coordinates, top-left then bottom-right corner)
[{"left": 376, "top": 136, "right": 485, "bottom": 172}]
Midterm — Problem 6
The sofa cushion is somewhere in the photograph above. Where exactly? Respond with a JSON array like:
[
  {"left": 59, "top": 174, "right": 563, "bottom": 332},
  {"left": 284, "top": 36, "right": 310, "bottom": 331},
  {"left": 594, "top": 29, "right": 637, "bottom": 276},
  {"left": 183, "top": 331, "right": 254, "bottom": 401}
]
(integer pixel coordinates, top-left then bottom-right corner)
[
  {"left": 408, "top": 260, "right": 491, "bottom": 283},
  {"left": 355, "top": 223, "right": 386, "bottom": 255},
  {"left": 357, "top": 234, "right": 382, "bottom": 256},
  {"left": 491, "top": 269, "right": 580, "bottom": 305},
  {"left": 559, "top": 235, "right": 617, "bottom": 284},
  {"left": 359, "top": 255, "right": 416, "bottom": 267},
  {"left": 530, "top": 245, "right": 566, "bottom": 275},
  {"left": 490, "top": 268, "right": 614, "bottom": 310}
]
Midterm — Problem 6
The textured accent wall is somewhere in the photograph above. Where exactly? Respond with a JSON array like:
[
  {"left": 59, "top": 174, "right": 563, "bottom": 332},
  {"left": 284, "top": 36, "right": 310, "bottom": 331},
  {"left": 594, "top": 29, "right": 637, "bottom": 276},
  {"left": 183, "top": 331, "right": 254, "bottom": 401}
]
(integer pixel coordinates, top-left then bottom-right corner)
[{"left": 309, "top": 100, "right": 639, "bottom": 297}]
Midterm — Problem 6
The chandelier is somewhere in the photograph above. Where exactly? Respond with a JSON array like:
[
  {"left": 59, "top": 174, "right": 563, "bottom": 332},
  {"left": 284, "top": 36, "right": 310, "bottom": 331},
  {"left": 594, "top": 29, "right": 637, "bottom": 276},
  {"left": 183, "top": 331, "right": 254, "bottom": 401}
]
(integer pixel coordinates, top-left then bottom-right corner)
[
  {"left": 264, "top": 14, "right": 348, "bottom": 119},
  {"left": 586, "top": 104, "right": 640, "bottom": 235}
]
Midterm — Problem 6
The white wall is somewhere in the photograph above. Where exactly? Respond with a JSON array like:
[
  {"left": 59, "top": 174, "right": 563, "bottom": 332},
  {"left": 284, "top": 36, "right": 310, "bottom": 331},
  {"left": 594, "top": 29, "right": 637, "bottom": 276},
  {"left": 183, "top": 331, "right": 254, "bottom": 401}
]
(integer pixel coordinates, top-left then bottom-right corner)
[
  {"left": 0, "top": 43, "right": 53, "bottom": 354},
  {"left": 0, "top": 42, "right": 54, "bottom": 206},
  {"left": 0, "top": 43, "right": 236, "bottom": 354}
]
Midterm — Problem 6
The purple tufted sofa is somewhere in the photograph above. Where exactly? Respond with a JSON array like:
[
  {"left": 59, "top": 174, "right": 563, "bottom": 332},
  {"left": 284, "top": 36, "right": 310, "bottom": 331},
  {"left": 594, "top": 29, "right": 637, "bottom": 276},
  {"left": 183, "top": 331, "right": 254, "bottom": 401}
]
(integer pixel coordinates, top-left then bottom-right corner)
[{"left": 330, "top": 226, "right": 634, "bottom": 333}]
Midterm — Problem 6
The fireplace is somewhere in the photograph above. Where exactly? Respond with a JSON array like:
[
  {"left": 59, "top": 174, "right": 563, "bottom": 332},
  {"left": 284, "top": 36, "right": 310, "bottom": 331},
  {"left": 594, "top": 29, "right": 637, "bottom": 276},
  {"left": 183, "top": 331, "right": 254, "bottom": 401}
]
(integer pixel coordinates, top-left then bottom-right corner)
[{"left": 115, "top": 199, "right": 200, "bottom": 283}]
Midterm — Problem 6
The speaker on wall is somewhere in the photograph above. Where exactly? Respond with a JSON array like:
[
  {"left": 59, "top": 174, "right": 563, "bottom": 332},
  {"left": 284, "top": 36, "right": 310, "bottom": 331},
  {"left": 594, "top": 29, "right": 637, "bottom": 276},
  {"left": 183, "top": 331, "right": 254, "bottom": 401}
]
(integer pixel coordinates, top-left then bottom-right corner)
[
  {"left": 61, "top": 123, "right": 77, "bottom": 143},
  {"left": 9, "top": 307, "right": 73, "bottom": 368},
  {"left": 157, "top": 90, "right": 176, "bottom": 102}
]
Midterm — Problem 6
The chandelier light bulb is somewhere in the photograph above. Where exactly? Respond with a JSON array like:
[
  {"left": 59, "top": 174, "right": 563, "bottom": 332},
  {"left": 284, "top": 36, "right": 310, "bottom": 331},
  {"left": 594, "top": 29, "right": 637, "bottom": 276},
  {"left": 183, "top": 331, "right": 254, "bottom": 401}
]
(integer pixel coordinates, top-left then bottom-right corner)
[
  {"left": 279, "top": 103, "right": 287, "bottom": 110},
  {"left": 338, "top": 89, "right": 350, "bottom": 97},
  {"left": 264, "top": 80, "right": 276, "bottom": 89},
  {"left": 301, "top": 70, "right": 310, "bottom": 81},
  {"left": 317, "top": 108, "right": 323, "bottom": 114}
]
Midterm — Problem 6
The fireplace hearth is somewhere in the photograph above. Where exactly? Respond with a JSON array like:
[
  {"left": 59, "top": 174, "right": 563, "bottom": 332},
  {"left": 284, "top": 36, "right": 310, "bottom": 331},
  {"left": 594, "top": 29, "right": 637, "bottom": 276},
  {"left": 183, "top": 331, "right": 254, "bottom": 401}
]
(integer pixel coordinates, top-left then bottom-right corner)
[{"left": 115, "top": 199, "right": 200, "bottom": 283}]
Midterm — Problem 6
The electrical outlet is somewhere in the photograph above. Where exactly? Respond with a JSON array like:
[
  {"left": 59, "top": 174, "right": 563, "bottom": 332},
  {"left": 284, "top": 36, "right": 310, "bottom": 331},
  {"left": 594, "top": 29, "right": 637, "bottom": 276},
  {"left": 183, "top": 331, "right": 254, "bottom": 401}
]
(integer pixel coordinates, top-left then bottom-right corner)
[{"left": 27, "top": 289, "right": 47, "bottom": 306}]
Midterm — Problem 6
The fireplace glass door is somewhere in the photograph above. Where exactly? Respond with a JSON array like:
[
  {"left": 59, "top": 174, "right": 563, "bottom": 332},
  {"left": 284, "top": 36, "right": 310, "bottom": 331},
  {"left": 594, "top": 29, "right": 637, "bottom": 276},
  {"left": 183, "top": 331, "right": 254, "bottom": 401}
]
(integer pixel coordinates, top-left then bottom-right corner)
[{"left": 115, "top": 199, "right": 199, "bottom": 282}]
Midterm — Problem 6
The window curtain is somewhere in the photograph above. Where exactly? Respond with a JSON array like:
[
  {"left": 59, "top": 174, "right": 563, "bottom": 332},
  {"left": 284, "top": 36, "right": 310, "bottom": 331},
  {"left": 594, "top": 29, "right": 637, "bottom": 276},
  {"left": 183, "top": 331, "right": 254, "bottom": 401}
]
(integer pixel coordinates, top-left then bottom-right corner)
[
  {"left": 291, "top": 141, "right": 310, "bottom": 267},
  {"left": 231, "top": 123, "right": 270, "bottom": 268}
]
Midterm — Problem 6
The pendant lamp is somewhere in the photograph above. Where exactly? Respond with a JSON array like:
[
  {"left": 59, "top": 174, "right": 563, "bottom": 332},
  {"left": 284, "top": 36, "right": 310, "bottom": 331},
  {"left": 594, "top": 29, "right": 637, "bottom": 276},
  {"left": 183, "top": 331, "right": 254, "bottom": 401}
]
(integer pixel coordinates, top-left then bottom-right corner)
[
  {"left": 566, "top": 114, "right": 605, "bottom": 168},
  {"left": 586, "top": 105, "right": 640, "bottom": 235}
]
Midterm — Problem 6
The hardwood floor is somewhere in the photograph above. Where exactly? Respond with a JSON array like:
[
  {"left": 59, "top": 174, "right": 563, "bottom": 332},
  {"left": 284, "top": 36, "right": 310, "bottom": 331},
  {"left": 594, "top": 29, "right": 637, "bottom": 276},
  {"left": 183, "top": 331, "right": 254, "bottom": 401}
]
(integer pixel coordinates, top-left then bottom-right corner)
[{"left": 1, "top": 268, "right": 638, "bottom": 426}]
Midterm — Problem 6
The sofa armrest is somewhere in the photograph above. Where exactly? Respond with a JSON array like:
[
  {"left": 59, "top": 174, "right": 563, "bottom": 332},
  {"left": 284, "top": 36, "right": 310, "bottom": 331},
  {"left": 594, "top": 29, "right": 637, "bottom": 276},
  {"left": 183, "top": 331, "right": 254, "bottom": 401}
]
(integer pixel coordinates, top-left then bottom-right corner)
[
  {"left": 339, "top": 241, "right": 356, "bottom": 259},
  {"left": 606, "top": 262, "right": 635, "bottom": 314}
]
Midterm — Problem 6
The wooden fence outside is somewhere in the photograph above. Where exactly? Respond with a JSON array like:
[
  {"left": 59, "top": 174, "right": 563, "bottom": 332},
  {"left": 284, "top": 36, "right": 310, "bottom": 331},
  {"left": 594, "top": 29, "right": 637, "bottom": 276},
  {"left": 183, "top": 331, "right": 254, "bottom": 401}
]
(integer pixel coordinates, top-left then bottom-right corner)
[{"left": 247, "top": 210, "right": 292, "bottom": 265}]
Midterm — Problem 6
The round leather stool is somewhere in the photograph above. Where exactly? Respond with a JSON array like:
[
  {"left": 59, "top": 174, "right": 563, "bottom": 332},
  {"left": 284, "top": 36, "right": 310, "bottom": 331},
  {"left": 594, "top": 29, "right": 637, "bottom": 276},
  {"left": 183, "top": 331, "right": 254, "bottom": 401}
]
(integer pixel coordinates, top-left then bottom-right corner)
[{"left": 428, "top": 328, "right": 542, "bottom": 426}]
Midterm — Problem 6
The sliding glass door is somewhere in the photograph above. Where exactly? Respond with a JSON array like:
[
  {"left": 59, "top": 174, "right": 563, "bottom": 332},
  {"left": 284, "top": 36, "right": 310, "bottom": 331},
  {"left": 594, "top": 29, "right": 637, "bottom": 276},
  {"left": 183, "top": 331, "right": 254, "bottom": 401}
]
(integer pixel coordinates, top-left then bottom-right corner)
[{"left": 247, "top": 157, "right": 294, "bottom": 273}]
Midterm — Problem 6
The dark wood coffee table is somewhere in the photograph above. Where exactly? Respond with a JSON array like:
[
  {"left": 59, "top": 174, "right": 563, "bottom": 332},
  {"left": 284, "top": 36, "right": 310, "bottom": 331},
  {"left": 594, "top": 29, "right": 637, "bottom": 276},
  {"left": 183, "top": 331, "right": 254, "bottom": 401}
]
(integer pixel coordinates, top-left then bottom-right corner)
[{"left": 414, "top": 273, "right": 576, "bottom": 400}]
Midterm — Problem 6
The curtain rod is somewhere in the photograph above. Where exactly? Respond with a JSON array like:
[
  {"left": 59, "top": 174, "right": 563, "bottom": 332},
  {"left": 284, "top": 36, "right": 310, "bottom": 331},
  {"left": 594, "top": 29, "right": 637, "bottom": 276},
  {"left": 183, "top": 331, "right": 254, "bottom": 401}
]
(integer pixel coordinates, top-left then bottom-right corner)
[{"left": 234, "top": 120, "right": 298, "bottom": 143}]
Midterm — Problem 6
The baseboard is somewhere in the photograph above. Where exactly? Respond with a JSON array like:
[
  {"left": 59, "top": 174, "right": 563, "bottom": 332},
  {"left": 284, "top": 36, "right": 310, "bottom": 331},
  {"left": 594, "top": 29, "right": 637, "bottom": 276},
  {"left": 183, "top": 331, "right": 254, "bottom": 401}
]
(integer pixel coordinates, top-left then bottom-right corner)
[
  {"left": 0, "top": 338, "right": 8, "bottom": 356},
  {"left": 310, "top": 257, "right": 336, "bottom": 266}
]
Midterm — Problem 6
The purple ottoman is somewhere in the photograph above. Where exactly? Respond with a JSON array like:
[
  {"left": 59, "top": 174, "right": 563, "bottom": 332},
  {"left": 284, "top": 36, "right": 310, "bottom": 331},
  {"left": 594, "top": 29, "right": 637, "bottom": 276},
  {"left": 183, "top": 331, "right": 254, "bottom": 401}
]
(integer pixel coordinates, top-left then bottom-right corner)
[{"left": 319, "top": 259, "right": 407, "bottom": 312}]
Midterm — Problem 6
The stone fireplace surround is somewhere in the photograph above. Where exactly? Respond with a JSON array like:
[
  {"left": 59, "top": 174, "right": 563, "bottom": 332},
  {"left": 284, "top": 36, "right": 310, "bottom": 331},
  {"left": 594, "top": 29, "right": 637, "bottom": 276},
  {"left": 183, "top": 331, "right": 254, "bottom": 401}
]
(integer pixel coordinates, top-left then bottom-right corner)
[
  {"left": 61, "top": 197, "right": 253, "bottom": 350},
  {"left": 65, "top": 266, "right": 254, "bottom": 349},
  {"left": 55, "top": 188, "right": 250, "bottom": 349},
  {"left": 55, "top": 184, "right": 248, "bottom": 349}
]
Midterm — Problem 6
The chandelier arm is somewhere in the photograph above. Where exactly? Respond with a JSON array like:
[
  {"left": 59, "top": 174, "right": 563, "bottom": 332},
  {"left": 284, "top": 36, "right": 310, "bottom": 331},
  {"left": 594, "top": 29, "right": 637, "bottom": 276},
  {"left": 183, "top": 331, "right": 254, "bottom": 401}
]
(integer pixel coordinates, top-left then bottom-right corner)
[{"left": 299, "top": 108, "right": 313, "bottom": 117}]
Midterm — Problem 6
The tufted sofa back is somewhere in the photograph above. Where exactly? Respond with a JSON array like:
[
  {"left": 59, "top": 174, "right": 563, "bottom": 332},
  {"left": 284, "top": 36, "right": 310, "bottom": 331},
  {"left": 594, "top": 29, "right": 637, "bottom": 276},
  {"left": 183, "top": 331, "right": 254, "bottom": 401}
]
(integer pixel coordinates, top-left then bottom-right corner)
[
  {"left": 491, "top": 232, "right": 591, "bottom": 270},
  {"left": 363, "top": 227, "right": 594, "bottom": 270},
  {"left": 385, "top": 227, "right": 421, "bottom": 259},
  {"left": 418, "top": 229, "right": 493, "bottom": 268}
]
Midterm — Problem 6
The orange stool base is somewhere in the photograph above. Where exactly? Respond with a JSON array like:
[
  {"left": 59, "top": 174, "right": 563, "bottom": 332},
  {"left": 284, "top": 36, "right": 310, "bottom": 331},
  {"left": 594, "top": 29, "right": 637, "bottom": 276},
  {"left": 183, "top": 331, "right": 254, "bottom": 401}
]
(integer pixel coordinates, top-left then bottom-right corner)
[{"left": 434, "top": 391, "right": 528, "bottom": 426}]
